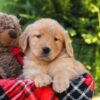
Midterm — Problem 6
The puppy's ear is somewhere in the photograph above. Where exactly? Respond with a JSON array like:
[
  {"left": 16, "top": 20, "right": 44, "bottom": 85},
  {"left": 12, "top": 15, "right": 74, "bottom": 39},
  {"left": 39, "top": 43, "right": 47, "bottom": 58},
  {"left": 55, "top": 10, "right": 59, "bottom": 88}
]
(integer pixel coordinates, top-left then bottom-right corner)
[
  {"left": 19, "top": 32, "right": 29, "bottom": 52},
  {"left": 63, "top": 31, "right": 74, "bottom": 58}
]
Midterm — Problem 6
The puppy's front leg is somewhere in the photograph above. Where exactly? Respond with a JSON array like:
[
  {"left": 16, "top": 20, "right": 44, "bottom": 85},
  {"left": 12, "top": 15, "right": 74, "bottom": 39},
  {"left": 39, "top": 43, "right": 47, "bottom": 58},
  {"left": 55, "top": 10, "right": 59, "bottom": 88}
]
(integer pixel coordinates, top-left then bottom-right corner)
[
  {"left": 33, "top": 74, "right": 52, "bottom": 87},
  {"left": 52, "top": 71, "right": 70, "bottom": 93}
]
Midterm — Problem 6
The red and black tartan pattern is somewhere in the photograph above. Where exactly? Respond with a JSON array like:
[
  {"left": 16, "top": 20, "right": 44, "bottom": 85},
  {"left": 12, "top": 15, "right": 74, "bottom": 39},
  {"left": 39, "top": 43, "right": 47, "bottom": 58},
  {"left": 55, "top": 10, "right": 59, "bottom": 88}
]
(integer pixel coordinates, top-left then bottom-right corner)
[
  {"left": 0, "top": 78, "right": 58, "bottom": 100},
  {"left": 0, "top": 48, "right": 95, "bottom": 100},
  {"left": 0, "top": 73, "right": 95, "bottom": 100},
  {"left": 56, "top": 73, "right": 95, "bottom": 100}
]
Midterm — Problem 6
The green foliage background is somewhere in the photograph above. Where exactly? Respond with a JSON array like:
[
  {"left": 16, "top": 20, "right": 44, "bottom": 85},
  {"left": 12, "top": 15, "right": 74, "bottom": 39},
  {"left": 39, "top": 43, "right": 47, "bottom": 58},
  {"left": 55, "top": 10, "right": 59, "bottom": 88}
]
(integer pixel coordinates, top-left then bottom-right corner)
[{"left": 0, "top": 0, "right": 100, "bottom": 96}]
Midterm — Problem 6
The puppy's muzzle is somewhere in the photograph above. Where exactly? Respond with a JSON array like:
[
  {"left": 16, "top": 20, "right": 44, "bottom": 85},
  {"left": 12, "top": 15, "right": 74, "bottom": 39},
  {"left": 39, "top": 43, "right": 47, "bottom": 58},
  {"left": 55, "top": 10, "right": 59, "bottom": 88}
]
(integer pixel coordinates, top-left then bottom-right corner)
[
  {"left": 9, "top": 30, "right": 17, "bottom": 39},
  {"left": 42, "top": 47, "right": 50, "bottom": 56}
]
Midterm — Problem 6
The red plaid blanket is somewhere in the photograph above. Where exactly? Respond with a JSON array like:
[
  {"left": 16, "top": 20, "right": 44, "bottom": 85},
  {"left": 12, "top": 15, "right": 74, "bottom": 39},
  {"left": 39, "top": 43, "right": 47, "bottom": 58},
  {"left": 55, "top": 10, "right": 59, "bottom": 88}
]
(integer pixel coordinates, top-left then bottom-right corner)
[
  {"left": 0, "top": 48, "right": 95, "bottom": 100},
  {"left": 0, "top": 78, "right": 58, "bottom": 100},
  {"left": 0, "top": 73, "right": 95, "bottom": 100}
]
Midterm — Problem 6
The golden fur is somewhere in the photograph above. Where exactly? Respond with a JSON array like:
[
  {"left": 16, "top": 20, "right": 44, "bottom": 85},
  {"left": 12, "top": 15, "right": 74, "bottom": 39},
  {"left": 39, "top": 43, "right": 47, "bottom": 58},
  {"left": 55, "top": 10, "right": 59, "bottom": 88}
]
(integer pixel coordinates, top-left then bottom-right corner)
[{"left": 19, "top": 18, "right": 87, "bottom": 93}]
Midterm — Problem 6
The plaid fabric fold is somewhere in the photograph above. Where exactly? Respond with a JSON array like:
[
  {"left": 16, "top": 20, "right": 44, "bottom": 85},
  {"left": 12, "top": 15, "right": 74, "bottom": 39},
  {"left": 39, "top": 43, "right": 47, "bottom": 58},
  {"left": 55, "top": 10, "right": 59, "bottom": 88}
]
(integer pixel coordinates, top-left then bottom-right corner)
[{"left": 0, "top": 73, "right": 95, "bottom": 100}]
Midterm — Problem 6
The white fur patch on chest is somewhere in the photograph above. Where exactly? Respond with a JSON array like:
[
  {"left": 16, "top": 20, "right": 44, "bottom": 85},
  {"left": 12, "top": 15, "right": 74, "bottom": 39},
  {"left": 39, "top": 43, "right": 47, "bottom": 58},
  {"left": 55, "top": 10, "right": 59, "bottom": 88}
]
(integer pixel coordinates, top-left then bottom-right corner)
[{"left": 22, "top": 56, "right": 42, "bottom": 79}]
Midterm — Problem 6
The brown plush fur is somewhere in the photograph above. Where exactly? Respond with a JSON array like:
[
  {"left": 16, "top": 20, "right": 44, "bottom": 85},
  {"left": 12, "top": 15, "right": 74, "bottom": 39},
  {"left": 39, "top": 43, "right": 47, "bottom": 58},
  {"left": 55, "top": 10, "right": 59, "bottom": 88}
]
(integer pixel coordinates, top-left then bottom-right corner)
[{"left": 0, "top": 12, "right": 22, "bottom": 78}]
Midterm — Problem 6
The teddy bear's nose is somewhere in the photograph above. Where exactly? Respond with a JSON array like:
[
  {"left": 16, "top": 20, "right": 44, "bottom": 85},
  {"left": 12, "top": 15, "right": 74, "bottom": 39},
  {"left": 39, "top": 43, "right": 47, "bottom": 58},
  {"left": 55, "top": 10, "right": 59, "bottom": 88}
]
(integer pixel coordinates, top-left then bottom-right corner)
[{"left": 9, "top": 30, "right": 17, "bottom": 39}]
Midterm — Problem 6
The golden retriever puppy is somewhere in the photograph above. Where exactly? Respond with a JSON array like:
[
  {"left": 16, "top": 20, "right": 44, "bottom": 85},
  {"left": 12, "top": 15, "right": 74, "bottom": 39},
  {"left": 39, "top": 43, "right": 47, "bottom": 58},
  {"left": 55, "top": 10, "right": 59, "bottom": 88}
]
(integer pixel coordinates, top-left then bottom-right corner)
[{"left": 19, "top": 18, "right": 87, "bottom": 93}]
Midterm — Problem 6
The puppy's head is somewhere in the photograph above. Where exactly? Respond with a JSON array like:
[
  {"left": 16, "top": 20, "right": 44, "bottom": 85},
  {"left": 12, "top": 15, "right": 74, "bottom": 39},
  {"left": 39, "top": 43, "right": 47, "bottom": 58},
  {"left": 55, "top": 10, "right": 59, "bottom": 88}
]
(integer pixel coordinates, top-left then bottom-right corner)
[
  {"left": 0, "top": 12, "right": 21, "bottom": 47},
  {"left": 20, "top": 18, "right": 74, "bottom": 61}
]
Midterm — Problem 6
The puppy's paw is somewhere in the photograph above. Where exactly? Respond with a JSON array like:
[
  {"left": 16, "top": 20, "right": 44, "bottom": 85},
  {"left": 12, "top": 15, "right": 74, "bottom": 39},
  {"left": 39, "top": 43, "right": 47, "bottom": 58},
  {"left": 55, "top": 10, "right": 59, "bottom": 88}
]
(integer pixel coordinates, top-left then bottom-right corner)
[
  {"left": 53, "top": 75, "right": 70, "bottom": 93},
  {"left": 34, "top": 74, "right": 52, "bottom": 87}
]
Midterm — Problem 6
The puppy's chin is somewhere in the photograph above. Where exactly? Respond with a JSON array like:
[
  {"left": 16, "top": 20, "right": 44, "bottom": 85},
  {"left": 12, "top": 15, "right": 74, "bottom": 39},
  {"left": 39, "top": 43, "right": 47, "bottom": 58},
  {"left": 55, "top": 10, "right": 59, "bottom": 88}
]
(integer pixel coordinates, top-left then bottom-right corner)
[
  {"left": 35, "top": 54, "right": 56, "bottom": 62},
  {"left": 39, "top": 57, "right": 51, "bottom": 62}
]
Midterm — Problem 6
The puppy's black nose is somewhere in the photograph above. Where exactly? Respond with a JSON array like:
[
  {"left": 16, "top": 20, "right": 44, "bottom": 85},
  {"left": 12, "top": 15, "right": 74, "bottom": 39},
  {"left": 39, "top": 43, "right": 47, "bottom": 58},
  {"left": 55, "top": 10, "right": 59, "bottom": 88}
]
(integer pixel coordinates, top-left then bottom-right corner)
[
  {"left": 42, "top": 47, "right": 50, "bottom": 55},
  {"left": 9, "top": 30, "right": 17, "bottom": 39}
]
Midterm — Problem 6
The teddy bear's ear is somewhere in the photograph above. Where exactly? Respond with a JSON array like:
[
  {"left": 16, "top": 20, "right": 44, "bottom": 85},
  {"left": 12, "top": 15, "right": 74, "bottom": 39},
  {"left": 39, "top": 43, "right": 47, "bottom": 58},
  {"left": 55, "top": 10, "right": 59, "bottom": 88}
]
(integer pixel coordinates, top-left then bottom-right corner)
[
  {"left": 19, "top": 32, "right": 29, "bottom": 52},
  {"left": 63, "top": 31, "right": 74, "bottom": 58},
  {"left": 9, "top": 15, "right": 20, "bottom": 25}
]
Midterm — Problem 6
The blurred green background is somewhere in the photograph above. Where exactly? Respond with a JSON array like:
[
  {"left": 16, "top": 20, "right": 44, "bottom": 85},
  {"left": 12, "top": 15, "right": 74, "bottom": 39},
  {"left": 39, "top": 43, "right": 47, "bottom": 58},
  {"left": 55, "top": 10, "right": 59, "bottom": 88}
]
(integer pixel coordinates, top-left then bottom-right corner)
[{"left": 0, "top": 0, "right": 100, "bottom": 97}]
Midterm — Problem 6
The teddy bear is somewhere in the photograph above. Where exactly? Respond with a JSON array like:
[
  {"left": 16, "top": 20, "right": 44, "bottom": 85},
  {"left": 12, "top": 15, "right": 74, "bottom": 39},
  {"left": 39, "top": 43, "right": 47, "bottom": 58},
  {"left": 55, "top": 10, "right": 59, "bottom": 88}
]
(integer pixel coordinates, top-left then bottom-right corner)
[{"left": 0, "top": 12, "right": 23, "bottom": 78}]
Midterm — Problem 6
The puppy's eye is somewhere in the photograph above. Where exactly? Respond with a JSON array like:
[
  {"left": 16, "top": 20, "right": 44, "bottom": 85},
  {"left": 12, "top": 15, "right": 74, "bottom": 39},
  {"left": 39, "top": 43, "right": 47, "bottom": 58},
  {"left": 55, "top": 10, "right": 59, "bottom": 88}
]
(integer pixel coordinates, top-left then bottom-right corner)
[
  {"left": 54, "top": 37, "right": 59, "bottom": 41},
  {"left": 35, "top": 34, "right": 41, "bottom": 38}
]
